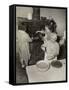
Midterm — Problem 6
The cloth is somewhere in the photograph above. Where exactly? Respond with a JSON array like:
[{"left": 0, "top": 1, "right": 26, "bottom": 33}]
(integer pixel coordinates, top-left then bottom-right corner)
[{"left": 17, "top": 30, "right": 32, "bottom": 65}]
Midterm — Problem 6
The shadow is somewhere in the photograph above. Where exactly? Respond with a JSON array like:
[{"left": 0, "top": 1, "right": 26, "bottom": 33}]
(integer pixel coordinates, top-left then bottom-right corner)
[{"left": 4, "top": 81, "right": 9, "bottom": 84}]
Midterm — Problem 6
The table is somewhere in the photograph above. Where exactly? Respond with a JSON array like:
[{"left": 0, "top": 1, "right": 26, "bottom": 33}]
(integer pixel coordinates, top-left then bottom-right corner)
[{"left": 26, "top": 59, "right": 66, "bottom": 83}]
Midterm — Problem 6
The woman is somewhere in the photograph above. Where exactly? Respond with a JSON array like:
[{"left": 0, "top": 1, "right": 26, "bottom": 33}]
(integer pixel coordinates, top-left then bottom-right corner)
[
  {"left": 41, "top": 32, "right": 59, "bottom": 61},
  {"left": 17, "top": 26, "right": 32, "bottom": 68}
]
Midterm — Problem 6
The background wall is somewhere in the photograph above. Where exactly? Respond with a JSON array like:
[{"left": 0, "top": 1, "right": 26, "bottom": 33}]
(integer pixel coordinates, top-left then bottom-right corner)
[{"left": 16, "top": 7, "right": 33, "bottom": 18}]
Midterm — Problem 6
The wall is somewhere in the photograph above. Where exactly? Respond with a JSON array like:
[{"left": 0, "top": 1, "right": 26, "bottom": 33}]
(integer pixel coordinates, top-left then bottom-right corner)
[{"left": 16, "top": 7, "right": 33, "bottom": 18}]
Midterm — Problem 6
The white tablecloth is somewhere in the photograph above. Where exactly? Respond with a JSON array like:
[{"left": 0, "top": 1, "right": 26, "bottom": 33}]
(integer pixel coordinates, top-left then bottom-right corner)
[{"left": 26, "top": 59, "right": 66, "bottom": 83}]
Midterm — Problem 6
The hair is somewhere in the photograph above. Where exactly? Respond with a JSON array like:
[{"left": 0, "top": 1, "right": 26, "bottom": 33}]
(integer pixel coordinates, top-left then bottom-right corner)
[{"left": 45, "top": 19, "right": 57, "bottom": 33}]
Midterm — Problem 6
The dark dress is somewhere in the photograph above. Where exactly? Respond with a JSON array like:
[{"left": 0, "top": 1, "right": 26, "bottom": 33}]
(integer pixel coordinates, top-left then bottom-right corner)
[{"left": 57, "top": 36, "right": 66, "bottom": 60}]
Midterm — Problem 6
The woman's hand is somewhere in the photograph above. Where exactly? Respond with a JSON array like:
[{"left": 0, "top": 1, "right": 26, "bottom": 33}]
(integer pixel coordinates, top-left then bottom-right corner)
[
  {"left": 36, "top": 30, "right": 45, "bottom": 34},
  {"left": 41, "top": 44, "right": 47, "bottom": 51}
]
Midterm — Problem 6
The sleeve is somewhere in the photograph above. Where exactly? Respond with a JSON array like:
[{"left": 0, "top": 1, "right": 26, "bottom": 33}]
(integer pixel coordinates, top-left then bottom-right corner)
[{"left": 26, "top": 33, "right": 32, "bottom": 42}]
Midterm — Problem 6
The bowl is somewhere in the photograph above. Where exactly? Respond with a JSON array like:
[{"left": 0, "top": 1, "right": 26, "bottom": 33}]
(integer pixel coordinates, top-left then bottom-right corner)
[
  {"left": 36, "top": 60, "right": 50, "bottom": 72},
  {"left": 51, "top": 60, "right": 62, "bottom": 68}
]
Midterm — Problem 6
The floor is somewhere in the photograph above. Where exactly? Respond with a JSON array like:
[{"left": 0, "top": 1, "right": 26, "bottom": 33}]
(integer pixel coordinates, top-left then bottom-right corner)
[{"left": 16, "top": 54, "right": 28, "bottom": 84}]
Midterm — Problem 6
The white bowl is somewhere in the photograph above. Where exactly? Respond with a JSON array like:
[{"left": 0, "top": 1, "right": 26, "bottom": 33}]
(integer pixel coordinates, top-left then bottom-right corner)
[{"left": 36, "top": 60, "right": 50, "bottom": 72}]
